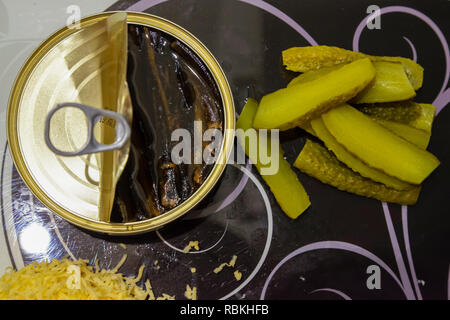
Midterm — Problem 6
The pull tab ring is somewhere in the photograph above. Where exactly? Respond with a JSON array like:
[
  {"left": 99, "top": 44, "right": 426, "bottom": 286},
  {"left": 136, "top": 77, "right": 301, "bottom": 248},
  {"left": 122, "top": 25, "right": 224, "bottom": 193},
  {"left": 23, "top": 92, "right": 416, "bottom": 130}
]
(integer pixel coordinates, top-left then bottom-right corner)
[{"left": 44, "top": 103, "right": 131, "bottom": 157}]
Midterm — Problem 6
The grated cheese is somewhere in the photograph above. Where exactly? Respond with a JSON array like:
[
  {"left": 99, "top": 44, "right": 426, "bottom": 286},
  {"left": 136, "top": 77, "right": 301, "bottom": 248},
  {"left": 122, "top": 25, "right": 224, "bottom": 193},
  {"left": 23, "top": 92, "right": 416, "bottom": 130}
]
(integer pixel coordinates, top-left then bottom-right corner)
[
  {"left": 156, "top": 293, "right": 175, "bottom": 300},
  {"left": 183, "top": 241, "right": 200, "bottom": 253},
  {"left": 184, "top": 284, "right": 197, "bottom": 300},
  {"left": 0, "top": 258, "right": 164, "bottom": 300},
  {"left": 213, "top": 255, "right": 237, "bottom": 274}
]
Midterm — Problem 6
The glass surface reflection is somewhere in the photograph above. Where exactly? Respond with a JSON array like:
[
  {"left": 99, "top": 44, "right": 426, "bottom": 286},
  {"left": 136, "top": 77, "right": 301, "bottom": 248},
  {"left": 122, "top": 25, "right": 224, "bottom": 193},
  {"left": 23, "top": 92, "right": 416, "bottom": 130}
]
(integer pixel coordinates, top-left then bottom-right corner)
[{"left": 19, "top": 222, "right": 50, "bottom": 255}]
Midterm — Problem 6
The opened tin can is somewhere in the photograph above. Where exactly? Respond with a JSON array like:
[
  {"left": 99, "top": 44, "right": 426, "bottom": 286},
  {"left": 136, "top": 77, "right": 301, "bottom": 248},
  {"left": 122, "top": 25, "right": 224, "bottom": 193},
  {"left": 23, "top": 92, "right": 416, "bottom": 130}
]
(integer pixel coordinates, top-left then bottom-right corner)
[{"left": 7, "top": 12, "right": 235, "bottom": 235}]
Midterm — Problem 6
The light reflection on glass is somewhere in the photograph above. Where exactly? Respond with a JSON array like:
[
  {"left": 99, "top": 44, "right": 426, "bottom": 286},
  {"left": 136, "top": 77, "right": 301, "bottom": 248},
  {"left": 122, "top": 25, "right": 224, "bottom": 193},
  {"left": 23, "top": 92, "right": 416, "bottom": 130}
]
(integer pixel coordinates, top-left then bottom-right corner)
[{"left": 19, "top": 222, "right": 50, "bottom": 255}]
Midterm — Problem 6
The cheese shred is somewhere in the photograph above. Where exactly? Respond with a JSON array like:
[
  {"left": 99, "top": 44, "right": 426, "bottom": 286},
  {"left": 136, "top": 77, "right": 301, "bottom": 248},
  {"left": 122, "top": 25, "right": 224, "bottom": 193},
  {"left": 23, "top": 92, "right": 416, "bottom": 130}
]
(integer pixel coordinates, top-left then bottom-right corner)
[
  {"left": 184, "top": 284, "right": 197, "bottom": 300},
  {"left": 183, "top": 241, "right": 200, "bottom": 253},
  {"left": 0, "top": 258, "right": 159, "bottom": 300},
  {"left": 213, "top": 255, "right": 237, "bottom": 274}
]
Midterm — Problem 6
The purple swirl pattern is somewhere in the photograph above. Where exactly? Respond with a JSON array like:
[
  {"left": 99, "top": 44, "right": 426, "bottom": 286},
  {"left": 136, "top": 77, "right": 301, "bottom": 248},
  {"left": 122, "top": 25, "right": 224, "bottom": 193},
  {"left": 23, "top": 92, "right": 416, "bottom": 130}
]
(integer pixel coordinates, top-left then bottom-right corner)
[
  {"left": 382, "top": 202, "right": 415, "bottom": 300},
  {"left": 310, "top": 288, "right": 352, "bottom": 300},
  {"left": 402, "top": 205, "right": 423, "bottom": 300},
  {"left": 128, "top": 0, "right": 318, "bottom": 46},
  {"left": 403, "top": 37, "right": 417, "bottom": 62},
  {"left": 353, "top": 6, "right": 449, "bottom": 300},
  {"left": 260, "top": 241, "right": 408, "bottom": 299},
  {"left": 352, "top": 6, "right": 450, "bottom": 115}
]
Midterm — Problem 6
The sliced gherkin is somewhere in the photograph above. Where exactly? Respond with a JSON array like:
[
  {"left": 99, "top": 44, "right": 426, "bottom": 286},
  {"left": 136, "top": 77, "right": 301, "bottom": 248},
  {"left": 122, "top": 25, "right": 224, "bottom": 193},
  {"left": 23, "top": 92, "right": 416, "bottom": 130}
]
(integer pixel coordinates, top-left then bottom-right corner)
[
  {"left": 253, "top": 58, "right": 376, "bottom": 130},
  {"left": 282, "top": 46, "right": 423, "bottom": 90},
  {"left": 358, "top": 101, "right": 436, "bottom": 133},
  {"left": 237, "top": 98, "right": 310, "bottom": 219},
  {"left": 372, "top": 119, "right": 431, "bottom": 149},
  {"left": 311, "top": 117, "right": 414, "bottom": 190},
  {"left": 352, "top": 61, "right": 416, "bottom": 103},
  {"left": 287, "top": 61, "right": 415, "bottom": 104},
  {"left": 287, "top": 65, "right": 343, "bottom": 87},
  {"left": 294, "top": 139, "right": 421, "bottom": 205},
  {"left": 321, "top": 104, "right": 440, "bottom": 184},
  {"left": 283, "top": 46, "right": 366, "bottom": 72},
  {"left": 372, "top": 55, "right": 423, "bottom": 90},
  {"left": 301, "top": 115, "right": 431, "bottom": 149}
]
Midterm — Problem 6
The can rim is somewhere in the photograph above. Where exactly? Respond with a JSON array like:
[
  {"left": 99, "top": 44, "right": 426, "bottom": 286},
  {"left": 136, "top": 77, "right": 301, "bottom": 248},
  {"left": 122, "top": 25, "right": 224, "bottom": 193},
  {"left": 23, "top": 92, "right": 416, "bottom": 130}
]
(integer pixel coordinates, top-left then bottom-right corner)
[{"left": 7, "top": 11, "right": 235, "bottom": 235}]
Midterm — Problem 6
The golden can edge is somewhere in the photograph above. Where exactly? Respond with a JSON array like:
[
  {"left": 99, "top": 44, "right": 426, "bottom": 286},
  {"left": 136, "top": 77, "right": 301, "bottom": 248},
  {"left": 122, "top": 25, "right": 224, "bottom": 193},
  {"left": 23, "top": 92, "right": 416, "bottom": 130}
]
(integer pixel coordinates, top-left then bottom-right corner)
[{"left": 7, "top": 11, "right": 235, "bottom": 235}]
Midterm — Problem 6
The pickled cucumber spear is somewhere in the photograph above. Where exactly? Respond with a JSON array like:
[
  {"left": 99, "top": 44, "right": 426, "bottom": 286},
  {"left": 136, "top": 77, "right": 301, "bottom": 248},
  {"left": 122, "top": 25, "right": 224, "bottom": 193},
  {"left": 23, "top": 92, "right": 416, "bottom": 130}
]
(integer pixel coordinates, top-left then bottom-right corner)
[
  {"left": 283, "top": 46, "right": 423, "bottom": 90},
  {"left": 294, "top": 140, "right": 421, "bottom": 205},
  {"left": 321, "top": 104, "right": 440, "bottom": 184},
  {"left": 237, "top": 98, "right": 310, "bottom": 219},
  {"left": 371, "top": 119, "right": 431, "bottom": 149},
  {"left": 288, "top": 61, "right": 416, "bottom": 104},
  {"left": 253, "top": 58, "right": 376, "bottom": 130},
  {"left": 352, "top": 61, "right": 415, "bottom": 103},
  {"left": 310, "top": 117, "right": 414, "bottom": 190},
  {"left": 349, "top": 101, "right": 434, "bottom": 148},
  {"left": 358, "top": 101, "right": 436, "bottom": 133}
]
